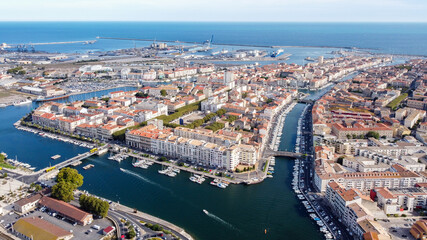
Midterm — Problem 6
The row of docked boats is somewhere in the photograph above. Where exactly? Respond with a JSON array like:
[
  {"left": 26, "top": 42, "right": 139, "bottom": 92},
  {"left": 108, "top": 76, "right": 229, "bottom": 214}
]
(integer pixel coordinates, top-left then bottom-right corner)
[
  {"left": 295, "top": 105, "right": 308, "bottom": 153},
  {"left": 16, "top": 126, "right": 95, "bottom": 149},
  {"left": 189, "top": 174, "right": 206, "bottom": 184},
  {"left": 292, "top": 108, "right": 334, "bottom": 240},
  {"left": 2, "top": 153, "right": 36, "bottom": 171},
  {"left": 108, "top": 153, "right": 127, "bottom": 162},
  {"left": 132, "top": 159, "right": 154, "bottom": 169},
  {"left": 269, "top": 102, "right": 297, "bottom": 152},
  {"left": 266, "top": 165, "right": 275, "bottom": 178},
  {"left": 209, "top": 178, "right": 229, "bottom": 189},
  {"left": 158, "top": 166, "right": 180, "bottom": 177}
]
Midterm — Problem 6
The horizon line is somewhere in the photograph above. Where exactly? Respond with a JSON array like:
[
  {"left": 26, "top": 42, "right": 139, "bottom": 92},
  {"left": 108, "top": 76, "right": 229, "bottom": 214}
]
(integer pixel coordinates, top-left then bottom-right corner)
[{"left": 0, "top": 20, "right": 427, "bottom": 23}]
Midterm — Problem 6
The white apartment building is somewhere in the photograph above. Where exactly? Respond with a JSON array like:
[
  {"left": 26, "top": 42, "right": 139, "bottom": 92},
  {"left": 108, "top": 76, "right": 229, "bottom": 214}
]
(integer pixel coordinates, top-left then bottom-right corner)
[
  {"left": 326, "top": 182, "right": 373, "bottom": 236},
  {"left": 373, "top": 187, "right": 427, "bottom": 215},
  {"left": 126, "top": 125, "right": 257, "bottom": 170},
  {"left": 314, "top": 161, "right": 424, "bottom": 192}
]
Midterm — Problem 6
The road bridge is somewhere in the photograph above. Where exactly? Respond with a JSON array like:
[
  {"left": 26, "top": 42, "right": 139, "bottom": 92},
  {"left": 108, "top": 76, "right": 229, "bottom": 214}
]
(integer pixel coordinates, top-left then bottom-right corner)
[
  {"left": 297, "top": 99, "right": 314, "bottom": 104},
  {"left": 14, "top": 145, "right": 109, "bottom": 184},
  {"left": 263, "top": 148, "right": 303, "bottom": 158}
]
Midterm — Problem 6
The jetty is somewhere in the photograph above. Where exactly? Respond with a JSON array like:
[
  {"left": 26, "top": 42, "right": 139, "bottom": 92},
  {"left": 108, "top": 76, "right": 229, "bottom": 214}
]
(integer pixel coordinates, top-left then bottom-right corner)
[{"left": 83, "top": 164, "right": 94, "bottom": 170}]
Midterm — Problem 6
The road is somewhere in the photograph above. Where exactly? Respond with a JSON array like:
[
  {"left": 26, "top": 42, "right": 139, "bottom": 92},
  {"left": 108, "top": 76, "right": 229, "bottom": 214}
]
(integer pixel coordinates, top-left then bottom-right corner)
[{"left": 108, "top": 203, "right": 192, "bottom": 240}]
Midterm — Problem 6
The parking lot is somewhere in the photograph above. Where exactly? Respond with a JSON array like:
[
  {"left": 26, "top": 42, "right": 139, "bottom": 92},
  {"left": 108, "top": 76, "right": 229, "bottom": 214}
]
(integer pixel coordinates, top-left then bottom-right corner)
[
  {"left": 379, "top": 218, "right": 418, "bottom": 240},
  {"left": 170, "top": 111, "right": 205, "bottom": 125},
  {"left": 1, "top": 207, "right": 113, "bottom": 240}
]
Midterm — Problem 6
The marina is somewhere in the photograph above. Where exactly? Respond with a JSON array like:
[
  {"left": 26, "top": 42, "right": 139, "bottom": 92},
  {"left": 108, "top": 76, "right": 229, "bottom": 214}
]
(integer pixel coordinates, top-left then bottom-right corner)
[
  {"left": 15, "top": 125, "right": 96, "bottom": 149},
  {"left": 189, "top": 174, "right": 206, "bottom": 184},
  {"left": 158, "top": 166, "right": 179, "bottom": 177},
  {"left": 132, "top": 159, "right": 154, "bottom": 169}
]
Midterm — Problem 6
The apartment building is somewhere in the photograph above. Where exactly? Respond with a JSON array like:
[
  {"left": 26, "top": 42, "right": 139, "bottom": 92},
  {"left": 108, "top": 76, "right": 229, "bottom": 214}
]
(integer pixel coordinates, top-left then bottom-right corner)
[
  {"left": 126, "top": 124, "right": 257, "bottom": 170},
  {"left": 314, "top": 161, "right": 424, "bottom": 192},
  {"left": 371, "top": 187, "right": 427, "bottom": 215},
  {"left": 326, "top": 182, "right": 373, "bottom": 236},
  {"left": 331, "top": 122, "right": 393, "bottom": 139}
]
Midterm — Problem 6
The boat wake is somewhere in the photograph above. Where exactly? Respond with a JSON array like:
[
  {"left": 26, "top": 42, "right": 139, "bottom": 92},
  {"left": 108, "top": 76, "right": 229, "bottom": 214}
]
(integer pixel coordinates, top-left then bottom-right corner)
[
  {"left": 204, "top": 209, "right": 237, "bottom": 230},
  {"left": 120, "top": 168, "right": 173, "bottom": 193}
]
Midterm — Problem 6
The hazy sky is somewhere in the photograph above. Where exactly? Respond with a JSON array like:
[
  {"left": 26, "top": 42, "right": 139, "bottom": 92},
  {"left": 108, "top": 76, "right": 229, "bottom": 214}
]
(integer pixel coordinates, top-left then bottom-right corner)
[{"left": 2, "top": 0, "right": 427, "bottom": 22}]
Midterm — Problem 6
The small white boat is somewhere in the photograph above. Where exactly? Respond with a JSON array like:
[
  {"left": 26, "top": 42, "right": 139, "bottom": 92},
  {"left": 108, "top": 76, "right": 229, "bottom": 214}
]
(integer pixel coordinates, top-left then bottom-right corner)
[{"left": 203, "top": 209, "right": 209, "bottom": 214}]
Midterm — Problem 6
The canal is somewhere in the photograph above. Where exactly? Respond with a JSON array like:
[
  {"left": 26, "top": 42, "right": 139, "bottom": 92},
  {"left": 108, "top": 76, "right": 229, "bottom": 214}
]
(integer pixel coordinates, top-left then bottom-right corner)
[{"left": 0, "top": 88, "right": 324, "bottom": 240}]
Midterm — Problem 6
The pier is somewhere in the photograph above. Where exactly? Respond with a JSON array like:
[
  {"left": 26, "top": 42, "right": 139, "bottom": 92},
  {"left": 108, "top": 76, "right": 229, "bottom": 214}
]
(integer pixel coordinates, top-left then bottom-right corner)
[
  {"left": 97, "top": 36, "right": 274, "bottom": 48},
  {"left": 5, "top": 40, "right": 97, "bottom": 47}
]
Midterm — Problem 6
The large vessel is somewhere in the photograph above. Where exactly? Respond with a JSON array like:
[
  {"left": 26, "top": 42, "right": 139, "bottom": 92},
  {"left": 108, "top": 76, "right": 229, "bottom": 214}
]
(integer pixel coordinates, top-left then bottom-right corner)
[
  {"left": 304, "top": 57, "right": 315, "bottom": 61},
  {"left": 13, "top": 99, "right": 32, "bottom": 106},
  {"left": 271, "top": 49, "right": 284, "bottom": 58},
  {"left": 35, "top": 94, "right": 70, "bottom": 102}
]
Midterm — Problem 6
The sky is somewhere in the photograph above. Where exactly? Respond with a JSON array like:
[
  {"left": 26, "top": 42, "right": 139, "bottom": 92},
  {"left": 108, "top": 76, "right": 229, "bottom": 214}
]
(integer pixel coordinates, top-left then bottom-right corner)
[{"left": 1, "top": 0, "right": 427, "bottom": 22}]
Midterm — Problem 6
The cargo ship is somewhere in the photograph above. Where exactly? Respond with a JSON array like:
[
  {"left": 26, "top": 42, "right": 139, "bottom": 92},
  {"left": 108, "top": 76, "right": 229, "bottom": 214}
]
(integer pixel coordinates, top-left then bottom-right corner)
[
  {"left": 271, "top": 49, "right": 284, "bottom": 58},
  {"left": 35, "top": 94, "right": 70, "bottom": 102}
]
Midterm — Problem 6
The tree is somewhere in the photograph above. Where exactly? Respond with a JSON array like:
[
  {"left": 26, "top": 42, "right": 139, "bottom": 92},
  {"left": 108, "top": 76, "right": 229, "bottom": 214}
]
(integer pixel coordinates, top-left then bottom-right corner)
[
  {"left": 56, "top": 167, "right": 84, "bottom": 189},
  {"left": 127, "top": 228, "right": 136, "bottom": 238},
  {"left": 51, "top": 181, "right": 75, "bottom": 202},
  {"left": 135, "top": 92, "right": 148, "bottom": 98},
  {"left": 366, "top": 131, "right": 380, "bottom": 139},
  {"left": 79, "top": 194, "right": 109, "bottom": 218},
  {"left": 227, "top": 115, "right": 238, "bottom": 123},
  {"left": 216, "top": 109, "right": 226, "bottom": 116},
  {"left": 158, "top": 156, "right": 167, "bottom": 162},
  {"left": 34, "top": 184, "right": 42, "bottom": 192},
  {"left": 160, "top": 89, "right": 167, "bottom": 97}
]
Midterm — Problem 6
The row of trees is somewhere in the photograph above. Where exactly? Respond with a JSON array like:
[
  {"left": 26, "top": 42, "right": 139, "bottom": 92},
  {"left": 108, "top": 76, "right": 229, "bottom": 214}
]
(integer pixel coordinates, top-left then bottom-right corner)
[
  {"left": 346, "top": 131, "right": 380, "bottom": 140},
  {"left": 386, "top": 93, "right": 408, "bottom": 110},
  {"left": 205, "top": 122, "right": 225, "bottom": 132},
  {"left": 156, "top": 101, "right": 201, "bottom": 124},
  {"left": 51, "top": 168, "right": 83, "bottom": 202},
  {"left": 185, "top": 109, "right": 226, "bottom": 129},
  {"left": 112, "top": 121, "right": 147, "bottom": 141},
  {"left": 226, "top": 115, "right": 238, "bottom": 123},
  {"left": 79, "top": 194, "right": 109, "bottom": 218},
  {"left": 7, "top": 66, "right": 26, "bottom": 75}
]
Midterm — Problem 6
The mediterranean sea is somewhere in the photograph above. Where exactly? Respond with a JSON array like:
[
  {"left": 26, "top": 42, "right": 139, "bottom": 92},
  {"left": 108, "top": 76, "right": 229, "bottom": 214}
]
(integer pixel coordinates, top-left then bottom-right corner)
[{"left": 1, "top": 22, "right": 427, "bottom": 56}]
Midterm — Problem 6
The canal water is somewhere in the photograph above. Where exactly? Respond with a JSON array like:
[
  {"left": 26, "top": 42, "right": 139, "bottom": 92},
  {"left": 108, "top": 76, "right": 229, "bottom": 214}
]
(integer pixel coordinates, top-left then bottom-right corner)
[{"left": 0, "top": 88, "right": 323, "bottom": 240}]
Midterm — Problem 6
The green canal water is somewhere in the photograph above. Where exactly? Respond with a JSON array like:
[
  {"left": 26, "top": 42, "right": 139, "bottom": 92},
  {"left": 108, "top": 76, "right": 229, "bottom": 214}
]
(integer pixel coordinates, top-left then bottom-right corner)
[{"left": 0, "top": 88, "right": 325, "bottom": 240}]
